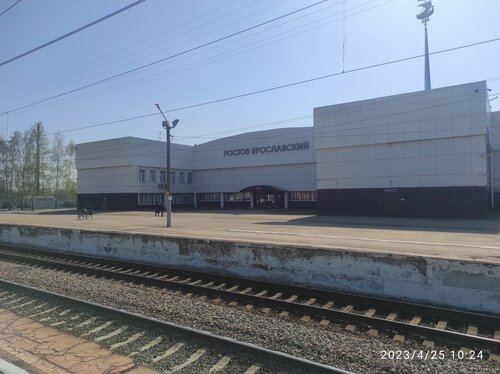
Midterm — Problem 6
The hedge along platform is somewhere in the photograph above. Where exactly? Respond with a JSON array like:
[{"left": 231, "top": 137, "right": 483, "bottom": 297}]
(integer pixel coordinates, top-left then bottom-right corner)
[{"left": 0, "top": 223, "right": 498, "bottom": 314}]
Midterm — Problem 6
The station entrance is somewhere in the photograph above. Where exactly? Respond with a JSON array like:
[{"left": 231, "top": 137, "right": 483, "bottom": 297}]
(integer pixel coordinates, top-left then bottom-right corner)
[{"left": 241, "top": 185, "right": 286, "bottom": 209}]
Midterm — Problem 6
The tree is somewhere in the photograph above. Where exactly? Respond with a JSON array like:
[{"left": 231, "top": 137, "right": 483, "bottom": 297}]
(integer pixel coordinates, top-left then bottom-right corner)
[
  {"left": 33, "top": 122, "right": 49, "bottom": 197},
  {"left": 6, "top": 131, "right": 22, "bottom": 209},
  {"left": 18, "top": 128, "right": 37, "bottom": 208},
  {"left": 63, "top": 140, "right": 77, "bottom": 206},
  {"left": 50, "top": 132, "right": 66, "bottom": 208},
  {"left": 0, "top": 136, "right": 9, "bottom": 207},
  {"left": 0, "top": 122, "right": 76, "bottom": 210}
]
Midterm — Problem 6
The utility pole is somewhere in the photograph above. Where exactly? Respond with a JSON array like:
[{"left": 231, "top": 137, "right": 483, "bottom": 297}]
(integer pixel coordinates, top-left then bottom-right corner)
[{"left": 154, "top": 104, "right": 179, "bottom": 227}]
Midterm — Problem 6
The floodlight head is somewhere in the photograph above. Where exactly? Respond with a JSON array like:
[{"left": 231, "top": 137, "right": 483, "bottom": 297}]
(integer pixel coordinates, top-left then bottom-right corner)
[{"left": 172, "top": 119, "right": 180, "bottom": 128}]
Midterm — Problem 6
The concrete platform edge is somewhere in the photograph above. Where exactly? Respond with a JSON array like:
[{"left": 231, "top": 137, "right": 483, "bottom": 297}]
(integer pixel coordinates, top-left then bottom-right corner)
[{"left": 0, "top": 223, "right": 498, "bottom": 314}]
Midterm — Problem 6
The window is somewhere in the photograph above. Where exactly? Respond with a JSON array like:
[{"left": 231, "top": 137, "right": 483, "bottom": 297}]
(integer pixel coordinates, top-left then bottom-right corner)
[
  {"left": 149, "top": 170, "right": 156, "bottom": 183},
  {"left": 224, "top": 192, "right": 251, "bottom": 201},
  {"left": 290, "top": 191, "right": 317, "bottom": 201},
  {"left": 187, "top": 172, "right": 193, "bottom": 184},
  {"left": 172, "top": 193, "right": 194, "bottom": 205},
  {"left": 139, "top": 169, "right": 145, "bottom": 183},
  {"left": 138, "top": 193, "right": 164, "bottom": 205},
  {"left": 160, "top": 171, "right": 165, "bottom": 183},
  {"left": 197, "top": 193, "right": 220, "bottom": 201},
  {"left": 172, "top": 171, "right": 176, "bottom": 184},
  {"left": 179, "top": 172, "right": 185, "bottom": 184}
]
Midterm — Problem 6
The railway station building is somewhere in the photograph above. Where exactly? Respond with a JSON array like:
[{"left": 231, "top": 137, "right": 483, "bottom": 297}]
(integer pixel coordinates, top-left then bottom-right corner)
[
  {"left": 76, "top": 81, "right": 500, "bottom": 217},
  {"left": 76, "top": 127, "right": 317, "bottom": 211}
]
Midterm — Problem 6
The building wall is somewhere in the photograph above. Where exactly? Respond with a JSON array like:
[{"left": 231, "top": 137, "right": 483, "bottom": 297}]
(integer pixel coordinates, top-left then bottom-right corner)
[
  {"left": 193, "top": 127, "right": 315, "bottom": 192},
  {"left": 195, "top": 163, "right": 316, "bottom": 193},
  {"left": 314, "top": 81, "right": 491, "bottom": 217},
  {"left": 75, "top": 83, "right": 494, "bottom": 216},
  {"left": 490, "top": 111, "right": 500, "bottom": 210},
  {"left": 78, "top": 166, "right": 137, "bottom": 194},
  {"left": 316, "top": 135, "right": 487, "bottom": 190},
  {"left": 76, "top": 128, "right": 316, "bottom": 210}
]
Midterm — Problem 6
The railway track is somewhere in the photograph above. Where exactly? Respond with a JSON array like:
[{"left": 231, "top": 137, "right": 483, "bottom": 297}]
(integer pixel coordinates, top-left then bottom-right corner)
[
  {"left": 0, "top": 244, "right": 499, "bottom": 359},
  {"left": 0, "top": 279, "right": 349, "bottom": 374}
]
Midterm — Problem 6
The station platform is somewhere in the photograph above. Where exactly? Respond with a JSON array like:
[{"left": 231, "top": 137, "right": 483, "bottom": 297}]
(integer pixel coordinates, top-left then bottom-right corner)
[
  {"left": 0, "top": 210, "right": 499, "bottom": 314},
  {"left": 0, "top": 210, "right": 499, "bottom": 263},
  {"left": 0, "top": 308, "right": 158, "bottom": 374}
]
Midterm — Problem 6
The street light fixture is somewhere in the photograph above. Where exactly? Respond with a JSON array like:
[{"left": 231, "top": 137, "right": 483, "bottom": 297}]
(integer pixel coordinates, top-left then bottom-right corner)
[{"left": 155, "top": 104, "right": 179, "bottom": 227}]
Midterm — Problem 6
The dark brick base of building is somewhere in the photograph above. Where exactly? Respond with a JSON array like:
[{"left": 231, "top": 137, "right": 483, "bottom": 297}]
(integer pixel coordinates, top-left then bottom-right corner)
[
  {"left": 77, "top": 193, "right": 138, "bottom": 210},
  {"left": 317, "top": 186, "right": 489, "bottom": 218}
]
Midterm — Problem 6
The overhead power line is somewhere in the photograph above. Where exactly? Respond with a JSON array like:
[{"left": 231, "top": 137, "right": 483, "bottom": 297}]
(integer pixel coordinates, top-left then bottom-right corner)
[
  {"left": 3, "top": 32, "right": 499, "bottom": 117},
  {"left": 0, "top": 0, "right": 21, "bottom": 17},
  {"left": 0, "top": 0, "right": 147, "bottom": 68},
  {"left": 2, "top": 38, "right": 499, "bottom": 139},
  {"left": 46, "top": 76, "right": 498, "bottom": 141},
  {"left": 0, "top": 0, "right": 329, "bottom": 114},
  {"left": 0, "top": 0, "right": 378, "bottom": 108},
  {"left": 154, "top": 37, "right": 500, "bottom": 113},
  {"left": 71, "top": 91, "right": 497, "bottom": 164}
]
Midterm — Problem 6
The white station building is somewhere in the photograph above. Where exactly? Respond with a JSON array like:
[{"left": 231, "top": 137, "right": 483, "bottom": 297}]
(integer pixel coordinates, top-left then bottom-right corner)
[
  {"left": 76, "top": 127, "right": 316, "bottom": 211},
  {"left": 76, "top": 81, "right": 500, "bottom": 217}
]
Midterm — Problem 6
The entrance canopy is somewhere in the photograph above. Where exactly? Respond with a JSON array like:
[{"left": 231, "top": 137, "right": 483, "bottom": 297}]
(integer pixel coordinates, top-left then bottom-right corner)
[{"left": 240, "top": 185, "right": 287, "bottom": 194}]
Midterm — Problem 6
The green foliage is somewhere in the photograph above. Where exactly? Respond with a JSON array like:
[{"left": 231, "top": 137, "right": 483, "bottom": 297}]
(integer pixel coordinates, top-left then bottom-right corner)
[{"left": 0, "top": 122, "right": 77, "bottom": 209}]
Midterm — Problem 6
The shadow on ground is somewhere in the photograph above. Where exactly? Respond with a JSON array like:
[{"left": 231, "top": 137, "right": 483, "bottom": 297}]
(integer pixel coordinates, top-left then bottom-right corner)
[{"left": 255, "top": 213, "right": 500, "bottom": 234}]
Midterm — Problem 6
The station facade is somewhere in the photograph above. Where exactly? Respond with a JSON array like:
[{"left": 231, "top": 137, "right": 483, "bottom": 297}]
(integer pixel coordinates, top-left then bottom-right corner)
[
  {"left": 77, "top": 81, "right": 500, "bottom": 217},
  {"left": 76, "top": 127, "right": 317, "bottom": 211}
]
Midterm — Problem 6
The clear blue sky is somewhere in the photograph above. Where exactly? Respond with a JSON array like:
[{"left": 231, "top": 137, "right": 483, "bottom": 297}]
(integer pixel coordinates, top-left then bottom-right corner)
[{"left": 0, "top": 0, "right": 499, "bottom": 145}]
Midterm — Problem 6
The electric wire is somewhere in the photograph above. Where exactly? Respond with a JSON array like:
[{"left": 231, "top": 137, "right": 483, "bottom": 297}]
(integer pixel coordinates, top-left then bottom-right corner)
[
  {"left": 0, "top": 0, "right": 147, "bottom": 68},
  {"left": 0, "top": 0, "right": 329, "bottom": 114},
  {"left": 0, "top": 0, "right": 384, "bottom": 112},
  {"left": 3, "top": 33, "right": 499, "bottom": 122},
  {"left": 0, "top": 0, "right": 21, "bottom": 18},
  {"left": 0, "top": 0, "right": 389, "bottom": 112},
  {"left": 37, "top": 77, "right": 498, "bottom": 147},
  {"left": 70, "top": 91, "right": 498, "bottom": 165},
  {"left": 0, "top": 0, "right": 273, "bottom": 101}
]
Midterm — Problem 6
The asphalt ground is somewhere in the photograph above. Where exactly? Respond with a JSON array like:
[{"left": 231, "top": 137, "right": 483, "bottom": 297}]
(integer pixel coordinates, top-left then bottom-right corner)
[{"left": 1, "top": 209, "right": 499, "bottom": 263}]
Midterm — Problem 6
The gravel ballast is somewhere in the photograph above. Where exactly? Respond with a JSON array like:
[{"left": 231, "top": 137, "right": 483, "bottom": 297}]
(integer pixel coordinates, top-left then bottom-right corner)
[{"left": 0, "top": 261, "right": 498, "bottom": 374}]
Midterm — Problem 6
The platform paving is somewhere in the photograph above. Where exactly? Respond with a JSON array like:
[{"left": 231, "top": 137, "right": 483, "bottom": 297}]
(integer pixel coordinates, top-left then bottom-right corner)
[
  {"left": 1, "top": 210, "right": 499, "bottom": 263},
  {"left": 0, "top": 308, "right": 159, "bottom": 374}
]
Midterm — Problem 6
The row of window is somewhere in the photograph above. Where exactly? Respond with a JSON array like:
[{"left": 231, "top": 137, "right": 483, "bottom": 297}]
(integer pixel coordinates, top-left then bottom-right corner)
[
  {"left": 137, "top": 191, "right": 317, "bottom": 205},
  {"left": 290, "top": 191, "right": 317, "bottom": 201},
  {"left": 138, "top": 193, "right": 193, "bottom": 205},
  {"left": 224, "top": 192, "right": 252, "bottom": 201},
  {"left": 197, "top": 192, "right": 220, "bottom": 201},
  {"left": 138, "top": 193, "right": 164, "bottom": 206},
  {"left": 139, "top": 169, "right": 193, "bottom": 184}
]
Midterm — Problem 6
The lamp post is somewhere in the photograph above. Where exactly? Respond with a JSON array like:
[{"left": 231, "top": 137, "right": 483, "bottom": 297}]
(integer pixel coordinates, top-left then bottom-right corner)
[{"left": 155, "top": 104, "right": 179, "bottom": 227}]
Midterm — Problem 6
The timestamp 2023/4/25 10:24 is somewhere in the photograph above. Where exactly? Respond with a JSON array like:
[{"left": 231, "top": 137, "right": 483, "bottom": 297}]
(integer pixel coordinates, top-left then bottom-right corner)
[{"left": 380, "top": 350, "right": 485, "bottom": 361}]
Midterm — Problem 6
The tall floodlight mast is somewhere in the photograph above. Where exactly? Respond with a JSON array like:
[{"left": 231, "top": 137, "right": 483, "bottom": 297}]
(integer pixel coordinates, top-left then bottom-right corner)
[{"left": 417, "top": 0, "right": 434, "bottom": 90}]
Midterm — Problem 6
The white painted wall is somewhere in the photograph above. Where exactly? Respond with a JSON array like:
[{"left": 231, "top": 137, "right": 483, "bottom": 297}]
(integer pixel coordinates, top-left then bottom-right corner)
[
  {"left": 77, "top": 137, "right": 195, "bottom": 194},
  {"left": 77, "top": 166, "right": 137, "bottom": 194},
  {"left": 194, "top": 127, "right": 314, "bottom": 170},
  {"left": 195, "top": 163, "right": 316, "bottom": 193},
  {"left": 1, "top": 224, "right": 498, "bottom": 314},
  {"left": 76, "top": 137, "right": 133, "bottom": 170},
  {"left": 77, "top": 128, "right": 316, "bottom": 195},
  {"left": 193, "top": 127, "right": 316, "bottom": 192},
  {"left": 314, "top": 81, "right": 490, "bottom": 190}
]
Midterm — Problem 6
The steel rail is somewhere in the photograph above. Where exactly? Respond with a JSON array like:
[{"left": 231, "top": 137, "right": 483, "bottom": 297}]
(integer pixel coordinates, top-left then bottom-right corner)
[
  {"left": 0, "top": 278, "right": 351, "bottom": 374},
  {"left": 0, "top": 244, "right": 499, "bottom": 352}
]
